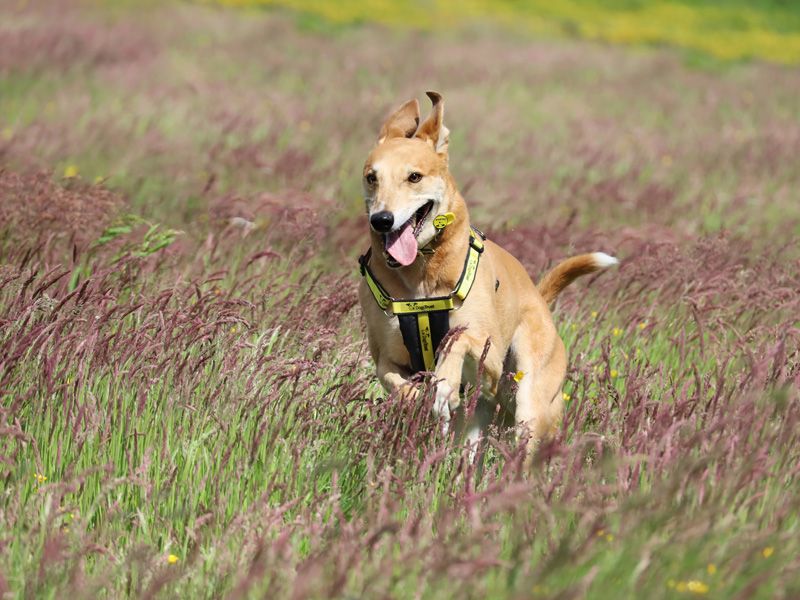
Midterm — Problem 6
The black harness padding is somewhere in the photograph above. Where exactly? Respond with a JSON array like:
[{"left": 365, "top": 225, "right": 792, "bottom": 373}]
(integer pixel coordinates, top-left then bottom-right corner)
[{"left": 397, "top": 310, "right": 451, "bottom": 373}]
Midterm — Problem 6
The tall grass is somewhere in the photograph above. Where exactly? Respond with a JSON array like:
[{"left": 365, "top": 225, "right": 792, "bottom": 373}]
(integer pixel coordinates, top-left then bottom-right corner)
[{"left": 1, "top": 1, "right": 799, "bottom": 598}]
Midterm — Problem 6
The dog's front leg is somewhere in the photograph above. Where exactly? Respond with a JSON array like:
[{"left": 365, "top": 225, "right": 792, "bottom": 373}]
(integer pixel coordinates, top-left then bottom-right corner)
[
  {"left": 376, "top": 356, "right": 417, "bottom": 400},
  {"left": 432, "top": 337, "right": 471, "bottom": 425},
  {"left": 434, "top": 334, "right": 504, "bottom": 436}
]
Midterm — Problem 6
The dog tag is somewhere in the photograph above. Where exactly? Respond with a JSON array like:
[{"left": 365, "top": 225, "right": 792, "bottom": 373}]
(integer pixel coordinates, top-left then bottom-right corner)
[{"left": 433, "top": 212, "right": 455, "bottom": 230}]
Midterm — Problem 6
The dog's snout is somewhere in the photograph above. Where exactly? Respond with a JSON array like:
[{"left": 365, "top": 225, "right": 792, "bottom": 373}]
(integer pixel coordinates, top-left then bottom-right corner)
[{"left": 370, "top": 211, "right": 394, "bottom": 233}]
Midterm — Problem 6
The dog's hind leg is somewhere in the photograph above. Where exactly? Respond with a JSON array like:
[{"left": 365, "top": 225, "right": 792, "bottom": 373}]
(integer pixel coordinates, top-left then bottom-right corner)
[{"left": 511, "top": 314, "right": 567, "bottom": 456}]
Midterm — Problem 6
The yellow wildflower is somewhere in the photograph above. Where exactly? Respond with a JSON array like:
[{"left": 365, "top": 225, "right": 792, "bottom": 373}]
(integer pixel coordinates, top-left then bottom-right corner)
[
  {"left": 707, "top": 563, "right": 717, "bottom": 575},
  {"left": 513, "top": 371, "right": 525, "bottom": 383},
  {"left": 562, "top": 392, "right": 571, "bottom": 402},
  {"left": 34, "top": 472, "right": 47, "bottom": 484},
  {"left": 612, "top": 327, "right": 623, "bottom": 337},
  {"left": 595, "top": 528, "right": 613, "bottom": 541},
  {"left": 591, "top": 311, "right": 598, "bottom": 319},
  {"left": 637, "top": 322, "right": 647, "bottom": 330},
  {"left": 676, "top": 581, "right": 687, "bottom": 593},
  {"left": 167, "top": 554, "right": 179, "bottom": 564},
  {"left": 762, "top": 547, "right": 774, "bottom": 558},
  {"left": 610, "top": 369, "right": 619, "bottom": 378},
  {"left": 63, "top": 165, "right": 79, "bottom": 179},
  {"left": 686, "top": 580, "right": 709, "bottom": 594}
]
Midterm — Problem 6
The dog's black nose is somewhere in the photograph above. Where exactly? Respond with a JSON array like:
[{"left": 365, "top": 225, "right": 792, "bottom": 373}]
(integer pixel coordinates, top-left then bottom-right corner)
[{"left": 370, "top": 211, "right": 394, "bottom": 233}]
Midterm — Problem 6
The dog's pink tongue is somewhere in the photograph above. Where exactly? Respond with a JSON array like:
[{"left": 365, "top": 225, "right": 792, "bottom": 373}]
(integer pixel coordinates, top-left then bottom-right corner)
[{"left": 385, "top": 221, "right": 418, "bottom": 266}]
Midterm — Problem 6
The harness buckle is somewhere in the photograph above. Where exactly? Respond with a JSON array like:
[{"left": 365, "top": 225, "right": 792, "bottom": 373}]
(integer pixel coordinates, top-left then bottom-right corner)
[{"left": 469, "top": 227, "right": 486, "bottom": 253}]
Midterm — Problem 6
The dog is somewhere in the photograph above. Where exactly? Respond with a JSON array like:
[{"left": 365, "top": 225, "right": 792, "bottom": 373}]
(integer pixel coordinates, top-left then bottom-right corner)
[{"left": 358, "top": 91, "right": 618, "bottom": 453}]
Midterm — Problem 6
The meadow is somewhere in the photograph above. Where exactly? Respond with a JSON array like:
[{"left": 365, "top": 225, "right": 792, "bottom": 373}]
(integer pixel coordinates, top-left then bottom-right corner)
[{"left": 1, "top": 0, "right": 799, "bottom": 598}]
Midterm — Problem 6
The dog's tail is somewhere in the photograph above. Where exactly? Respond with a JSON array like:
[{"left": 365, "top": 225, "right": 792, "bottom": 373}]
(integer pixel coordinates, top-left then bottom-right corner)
[{"left": 537, "top": 252, "right": 619, "bottom": 304}]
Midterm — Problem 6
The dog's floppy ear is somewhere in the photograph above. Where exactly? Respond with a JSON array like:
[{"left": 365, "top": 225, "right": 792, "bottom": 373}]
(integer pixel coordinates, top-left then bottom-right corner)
[
  {"left": 415, "top": 91, "right": 449, "bottom": 154},
  {"left": 377, "top": 98, "right": 420, "bottom": 144}
]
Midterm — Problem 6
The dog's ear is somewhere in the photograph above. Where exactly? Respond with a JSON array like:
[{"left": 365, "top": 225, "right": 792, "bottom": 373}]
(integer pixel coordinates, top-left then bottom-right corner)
[
  {"left": 377, "top": 98, "right": 420, "bottom": 144},
  {"left": 415, "top": 91, "right": 449, "bottom": 154}
]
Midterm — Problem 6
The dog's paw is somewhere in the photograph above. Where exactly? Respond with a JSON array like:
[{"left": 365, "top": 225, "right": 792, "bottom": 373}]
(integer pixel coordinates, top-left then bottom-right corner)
[
  {"left": 398, "top": 382, "right": 419, "bottom": 402},
  {"left": 433, "top": 381, "right": 455, "bottom": 423}
]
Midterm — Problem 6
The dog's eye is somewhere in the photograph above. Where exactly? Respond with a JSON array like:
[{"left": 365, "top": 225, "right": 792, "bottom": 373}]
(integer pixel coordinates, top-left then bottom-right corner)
[
  {"left": 365, "top": 172, "right": 377, "bottom": 185},
  {"left": 408, "top": 172, "right": 423, "bottom": 183}
]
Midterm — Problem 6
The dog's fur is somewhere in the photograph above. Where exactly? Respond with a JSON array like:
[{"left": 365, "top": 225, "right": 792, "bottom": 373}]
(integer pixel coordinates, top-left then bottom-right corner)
[{"left": 358, "top": 92, "right": 617, "bottom": 452}]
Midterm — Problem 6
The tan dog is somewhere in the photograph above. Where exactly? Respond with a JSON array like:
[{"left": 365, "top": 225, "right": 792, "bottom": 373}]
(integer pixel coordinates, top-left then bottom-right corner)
[{"left": 358, "top": 92, "right": 617, "bottom": 452}]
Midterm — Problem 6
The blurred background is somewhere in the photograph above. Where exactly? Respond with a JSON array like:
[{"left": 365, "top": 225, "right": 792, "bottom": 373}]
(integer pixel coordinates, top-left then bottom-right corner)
[{"left": 2, "top": 0, "right": 799, "bottom": 252}]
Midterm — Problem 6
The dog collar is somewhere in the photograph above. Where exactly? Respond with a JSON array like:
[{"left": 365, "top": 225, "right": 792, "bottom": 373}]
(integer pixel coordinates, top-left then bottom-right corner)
[{"left": 358, "top": 227, "right": 485, "bottom": 372}]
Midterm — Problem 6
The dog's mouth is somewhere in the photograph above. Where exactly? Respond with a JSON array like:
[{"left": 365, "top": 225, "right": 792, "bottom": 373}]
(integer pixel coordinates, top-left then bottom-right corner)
[{"left": 383, "top": 201, "right": 434, "bottom": 268}]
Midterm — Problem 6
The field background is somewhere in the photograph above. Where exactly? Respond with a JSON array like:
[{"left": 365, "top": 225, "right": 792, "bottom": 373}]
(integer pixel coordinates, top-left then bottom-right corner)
[{"left": 1, "top": 0, "right": 799, "bottom": 598}]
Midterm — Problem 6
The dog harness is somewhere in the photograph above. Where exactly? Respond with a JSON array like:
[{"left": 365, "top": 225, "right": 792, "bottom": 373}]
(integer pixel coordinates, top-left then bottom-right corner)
[{"left": 358, "top": 227, "right": 485, "bottom": 373}]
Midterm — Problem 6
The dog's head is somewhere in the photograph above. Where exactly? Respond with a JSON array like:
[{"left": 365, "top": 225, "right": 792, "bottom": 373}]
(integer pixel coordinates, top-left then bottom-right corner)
[{"left": 363, "top": 91, "right": 455, "bottom": 268}]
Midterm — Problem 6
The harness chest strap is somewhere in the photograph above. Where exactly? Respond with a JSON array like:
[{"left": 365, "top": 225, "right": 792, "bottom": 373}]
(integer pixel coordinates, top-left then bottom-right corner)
[{"left": 359, "top": 228, "right": 485, "bottom": 372}]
